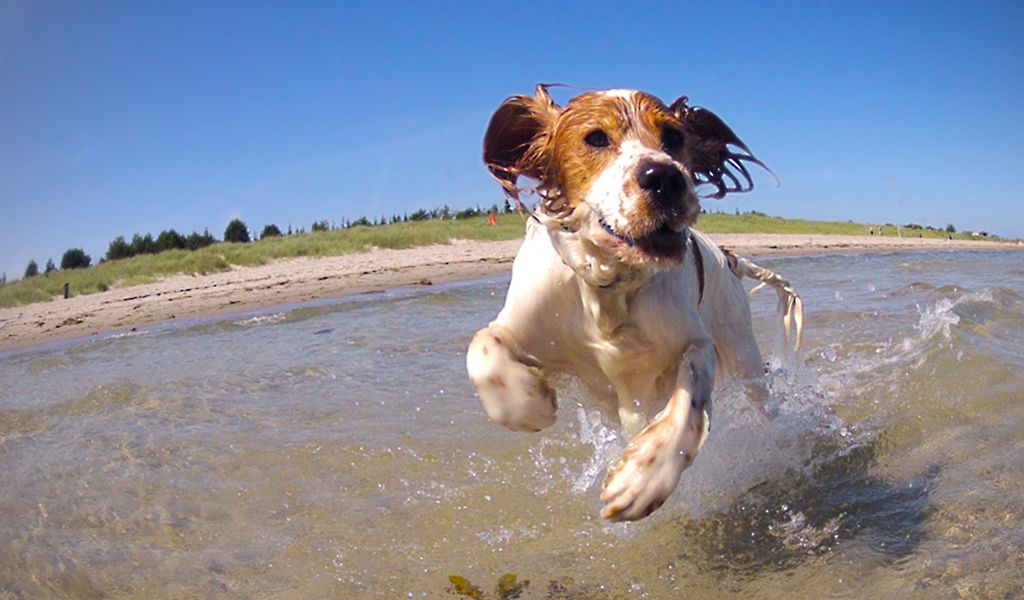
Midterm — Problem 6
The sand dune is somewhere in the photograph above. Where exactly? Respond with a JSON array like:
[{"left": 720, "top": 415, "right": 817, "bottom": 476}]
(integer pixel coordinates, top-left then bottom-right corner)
[{"left": 0, "top": 233, "right": 1018, "bottom": 352}]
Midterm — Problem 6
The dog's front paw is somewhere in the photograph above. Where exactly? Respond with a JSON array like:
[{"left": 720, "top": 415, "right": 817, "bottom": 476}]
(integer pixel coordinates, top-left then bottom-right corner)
[
  {"left": 482, "top": 360, "right": 557, "bottom": 432},
  {"left": 599, "top": 413, "right": 705, "bottom": 521},
  {"left": 467, "top": 330, "right": 557, "bottom": 432}
]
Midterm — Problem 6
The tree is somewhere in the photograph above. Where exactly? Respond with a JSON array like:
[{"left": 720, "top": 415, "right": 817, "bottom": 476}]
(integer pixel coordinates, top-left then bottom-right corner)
[
  {"left": 130, "top": 233, "right": 157, "bottom": 255},
  {"left": 155, "top": 229, "right": 187, "bottom": 252},
  {"left": 224, "top": 219, "right": 250, "bottom": 243},
  {"left": 260, "top": 224, "right": 282, "bottom": 238},
  {"left": 106, "top": 236, "right": 133, "bottom": 261},
  {"left": 945, "top": 224, "right": 956, "bottom": 234},
  {"left": 24, "top": 259, "right": 39, "bottom": 278},
  {"left": 311, "top": 219, "right": 330, "bottom": 232},
  {"left": 60, "top": 248, "right": 91, "bottom": 270},
  {"left": 186, "top": 229, "right": 217, "bottom": 250},
  {"left": 45, "top": 259, "right": 56, "bottom": 274},
  {"left": 455, "top": 206, "right": 486, "bottom": 220}
]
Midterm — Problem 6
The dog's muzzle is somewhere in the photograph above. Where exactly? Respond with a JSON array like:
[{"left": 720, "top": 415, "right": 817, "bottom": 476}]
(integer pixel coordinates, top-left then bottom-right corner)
[{"left": 636, "top": 159, "right": 686, "bottom": 208}]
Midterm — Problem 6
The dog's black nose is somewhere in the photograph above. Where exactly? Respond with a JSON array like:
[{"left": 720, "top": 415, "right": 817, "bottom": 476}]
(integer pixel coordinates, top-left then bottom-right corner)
[{"left": 636, "top": 160, "right": 685, "bottom": 206}]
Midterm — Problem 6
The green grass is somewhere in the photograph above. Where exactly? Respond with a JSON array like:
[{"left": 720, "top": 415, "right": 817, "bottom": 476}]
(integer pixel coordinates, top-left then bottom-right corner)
[
  {"left": 0, "top": 212, "right": 1004, "bottom": 309},
  {"left": 696, "top": 212, "right": 978, "bottom": 239}
]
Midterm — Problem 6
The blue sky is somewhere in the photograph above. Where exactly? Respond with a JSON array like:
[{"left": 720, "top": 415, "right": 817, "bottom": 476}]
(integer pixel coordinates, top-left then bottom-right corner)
[{"left": 2, "top": 1, "right": 1022, "bottom": 278}]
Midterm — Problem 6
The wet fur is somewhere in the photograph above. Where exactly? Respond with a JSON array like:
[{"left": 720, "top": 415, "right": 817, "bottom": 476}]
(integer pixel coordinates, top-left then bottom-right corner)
[{"left": 468, "top": 86, "right": 802, "bottom": 521}]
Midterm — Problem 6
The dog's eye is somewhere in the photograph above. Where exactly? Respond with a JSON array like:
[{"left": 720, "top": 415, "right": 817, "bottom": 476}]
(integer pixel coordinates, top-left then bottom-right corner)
[
  {"left": 584, "top": 130, "right": 610, "bottom": 148},
  {"left": 662, "top": 128, "right": 684, "bottom": 150}
]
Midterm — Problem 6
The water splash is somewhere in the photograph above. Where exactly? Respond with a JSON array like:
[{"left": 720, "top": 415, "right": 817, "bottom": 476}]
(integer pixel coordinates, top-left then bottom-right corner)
[
  {"left": 571, "top": 407, "right": 622, "bottom": 493},
  {"left": 233, "top": 313, "right": 287, "bottom": 327}
]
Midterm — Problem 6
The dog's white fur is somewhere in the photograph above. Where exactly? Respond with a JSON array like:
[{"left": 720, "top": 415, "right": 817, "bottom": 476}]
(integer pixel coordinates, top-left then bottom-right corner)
[{"left": 467, "top": 88, "right": 802, "bottom": 521}]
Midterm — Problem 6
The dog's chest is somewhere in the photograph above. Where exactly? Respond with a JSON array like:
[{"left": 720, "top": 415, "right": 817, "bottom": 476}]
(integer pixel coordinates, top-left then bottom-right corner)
[{"left": 555, "top": 285, "right": 689, "bottom": 385}]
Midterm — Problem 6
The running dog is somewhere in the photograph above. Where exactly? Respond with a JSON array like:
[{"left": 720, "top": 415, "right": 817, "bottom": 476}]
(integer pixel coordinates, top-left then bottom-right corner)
[{"left": 466, "top": 86, "right": 802, "bottom": 521}]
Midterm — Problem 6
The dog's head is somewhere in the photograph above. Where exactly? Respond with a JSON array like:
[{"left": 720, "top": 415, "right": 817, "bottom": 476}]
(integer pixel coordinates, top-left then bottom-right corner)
[{"left": 484, "top": 85, "right": 768, "bottom": 267}]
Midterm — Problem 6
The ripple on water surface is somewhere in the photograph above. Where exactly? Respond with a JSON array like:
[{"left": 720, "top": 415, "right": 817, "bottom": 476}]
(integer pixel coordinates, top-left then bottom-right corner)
[{"left": 1, "top": 251, "right": 1023, "bottom": 598}]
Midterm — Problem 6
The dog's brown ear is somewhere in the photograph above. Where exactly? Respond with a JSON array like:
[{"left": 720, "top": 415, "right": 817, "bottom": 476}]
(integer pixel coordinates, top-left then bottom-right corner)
[
  {"left": 670, "top": 96, "right": 774, "bottom": 199},
  {"left": 483, "top": 85, "right": 559, "bottom": 209}
]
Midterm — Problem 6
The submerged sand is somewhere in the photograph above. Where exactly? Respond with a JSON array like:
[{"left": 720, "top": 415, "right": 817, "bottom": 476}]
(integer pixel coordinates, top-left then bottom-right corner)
[{"left": 0, "top": 233, "right": 1018, "bottom": 352}]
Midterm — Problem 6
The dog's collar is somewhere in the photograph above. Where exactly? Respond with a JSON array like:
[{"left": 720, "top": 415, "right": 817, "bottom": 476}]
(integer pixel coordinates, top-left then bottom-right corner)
[
  {"left": 537, "top": 215, "right": 703, "bottom": 300},
  {"left": 690, "top": 230, "right": 705, "bottom": 306}
]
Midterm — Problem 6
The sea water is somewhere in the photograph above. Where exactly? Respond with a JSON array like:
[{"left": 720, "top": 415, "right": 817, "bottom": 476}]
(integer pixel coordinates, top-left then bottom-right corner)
[{"left": 1, "top": 250, "right": 1022, "bottom": 598}]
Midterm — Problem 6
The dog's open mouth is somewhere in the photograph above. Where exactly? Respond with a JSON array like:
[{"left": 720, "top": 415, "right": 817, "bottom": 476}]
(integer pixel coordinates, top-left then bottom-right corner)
[{"left": 598, "top": 216, "right": 686, "bottom": 262}]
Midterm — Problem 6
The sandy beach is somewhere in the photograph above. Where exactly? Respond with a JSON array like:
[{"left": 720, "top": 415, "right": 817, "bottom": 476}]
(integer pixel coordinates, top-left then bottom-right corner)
[{"left": 0, "top": 233, "right": 1018, "bottom": 352}]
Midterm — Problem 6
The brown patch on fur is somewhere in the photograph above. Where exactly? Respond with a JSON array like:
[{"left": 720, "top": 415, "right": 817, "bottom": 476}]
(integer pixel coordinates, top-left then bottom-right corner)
[
  {"left": 670, "top": 95, "right": 772, "bottom": 199},
  {"left": 488, "top": 375, "right": 506, "bottom": 388},
  {"left": 483, "top": 86, "right": 769, "bottom": 220},
  {"left": 547, "top": 92, "right": 695, "bottom": 228},
  {"left": 482, "top": 85, "right": 561, "bottom": 212},
  {"left": 720, "top": 245, "right": 742, "bottom": 277}
]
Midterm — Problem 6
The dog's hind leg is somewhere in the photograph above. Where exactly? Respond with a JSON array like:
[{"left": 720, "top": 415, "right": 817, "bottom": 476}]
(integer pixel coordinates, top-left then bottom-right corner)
[
  {"left": 724, "top": 250, "right": 804, "bottom": 353},
  {"left": 466, "top": 324, "right": 557, "bottom": 432},
  {"left": 702, "top": 258, "right": 771, "bottom": 404},
  {"left": 713, "top": 320, "right": 771, "bottom": 405}
]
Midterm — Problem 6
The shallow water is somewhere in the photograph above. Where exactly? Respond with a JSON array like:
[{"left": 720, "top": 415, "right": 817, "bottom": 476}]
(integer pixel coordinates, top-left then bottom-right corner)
[{"left": 1, "top": 250, "right": 1023, "bottom": 599}]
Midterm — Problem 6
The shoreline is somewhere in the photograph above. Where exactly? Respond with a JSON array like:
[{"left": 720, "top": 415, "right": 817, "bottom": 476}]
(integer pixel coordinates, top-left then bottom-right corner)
[{"left": 1, "top": 233, "right": 1019, "bottom": 353}]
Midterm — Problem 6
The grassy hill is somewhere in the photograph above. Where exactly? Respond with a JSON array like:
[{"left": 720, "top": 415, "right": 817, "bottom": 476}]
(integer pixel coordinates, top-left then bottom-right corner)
[{"left": 0, "top": 212, "right": 1001, "bottom": 308}]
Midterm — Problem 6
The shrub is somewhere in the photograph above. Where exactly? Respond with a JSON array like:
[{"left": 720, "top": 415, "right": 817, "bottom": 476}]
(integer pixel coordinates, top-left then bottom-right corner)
[
  {"left": 224, "top": 219, "right": 250, "bottom": 243},
  {"left": 311, "top": 220, "right": 330, "bottom": 232},
  {"left": 60, "top": 248, "right": 92, "bottom": 270},
  {"left": 44, "top": 259, "right": 56, "bottom": 274},
  {"left": 261, "top": 224, "right": 282, "bottom": 238},
  {"left": 24, "top": 259, "right": 39, "bottom": 278}
]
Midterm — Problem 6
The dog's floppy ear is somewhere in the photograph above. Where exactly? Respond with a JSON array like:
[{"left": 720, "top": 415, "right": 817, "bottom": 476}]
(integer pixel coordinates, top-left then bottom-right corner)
[
  {"left": 670, "top": 96, "right": 774, "bottom": 199},
  {"left": 483, "top": 84, "right": 560, "bottom": 209}
]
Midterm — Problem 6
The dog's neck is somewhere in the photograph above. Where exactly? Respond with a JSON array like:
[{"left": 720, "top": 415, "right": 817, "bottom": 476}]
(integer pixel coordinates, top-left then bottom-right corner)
[{"left": 534, "top": 213, "right": 676, "bottom": 334}]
